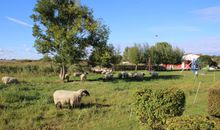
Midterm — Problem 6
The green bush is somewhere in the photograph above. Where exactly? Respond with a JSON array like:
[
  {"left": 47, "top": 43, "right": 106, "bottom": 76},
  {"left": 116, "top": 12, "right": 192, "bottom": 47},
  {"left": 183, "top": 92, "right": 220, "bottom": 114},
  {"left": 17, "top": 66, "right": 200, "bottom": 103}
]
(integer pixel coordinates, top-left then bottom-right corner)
[
  {"left": 134, "top": 88, "right": 185, "bottom": 130},
  {"left": 166, "top": 116, "right": 217, "bottom": 130},
  {"left": 208, "top": 88, "right": 220, "bottom": 118}
]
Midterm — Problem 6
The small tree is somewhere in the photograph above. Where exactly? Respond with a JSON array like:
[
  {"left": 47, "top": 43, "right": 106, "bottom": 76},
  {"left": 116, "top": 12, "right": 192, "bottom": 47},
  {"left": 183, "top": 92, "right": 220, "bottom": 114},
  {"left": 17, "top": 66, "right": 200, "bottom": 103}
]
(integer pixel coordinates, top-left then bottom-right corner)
[
  {"left": 112, "top": 47, "right": 122, "bottom": 70},
  {"left": 138, "top": 43, "right": 150, "bottom": 64},
  {"left": 128, "top": 45, "right": 141, "bottom": 71},
  {"left": 199, "top": 55, "right": 218, "bottom": 68},
  {"left": 89, "top": 44, "right": 117, "bottom": 68},
  {"left": 31, "top": 0, "right": 109, "bottom": 81},
  {"left": 123, "top": 47, "right": 129, "bottom": 62}
]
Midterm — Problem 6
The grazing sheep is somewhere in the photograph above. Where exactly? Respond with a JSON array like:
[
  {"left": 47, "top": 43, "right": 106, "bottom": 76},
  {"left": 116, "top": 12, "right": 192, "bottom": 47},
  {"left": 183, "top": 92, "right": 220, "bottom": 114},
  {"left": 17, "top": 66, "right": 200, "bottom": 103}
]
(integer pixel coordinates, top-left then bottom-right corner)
[
  {"left": 133, "top": 72, "right": 145, "bottom": 80},
  {"left": 103, "top": 72, "right": 114, "bottom": 81},
  {"left": 64, "top": 73, "right": 70, "bottom": 82},
  {"left": 119, "top": 72, "right": 129, "bottom": 79},
  {"left": 80, "top": 72, "right": 88, "bottom": 81},
  {"left": 151, "top": 71, "right": 159, "bottom": 77},
  {"left": 118, "top": 73, "right": 123, "bottom": 79},
  {"left": 73, "top": 72, "right": 82, "bottom": 77},
  {"left": 128, "top": 72, "right": 134, "bottom": 78},
  {"left": 2, "top": 76, "right": 18, "bottom": 84},
  {"left": 53, "top": 89, "right": 90, "bottom": 109},
  {"left": 91, "top": 67, "right": 112, "bottom": 74}
]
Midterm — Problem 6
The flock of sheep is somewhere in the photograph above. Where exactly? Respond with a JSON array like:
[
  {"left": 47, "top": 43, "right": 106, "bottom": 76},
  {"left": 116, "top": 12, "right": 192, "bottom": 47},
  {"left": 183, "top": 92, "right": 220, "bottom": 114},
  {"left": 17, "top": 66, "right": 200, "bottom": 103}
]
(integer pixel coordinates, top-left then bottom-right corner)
[{"left": 1, "top": 67, "right": 159, "bottom": 109}]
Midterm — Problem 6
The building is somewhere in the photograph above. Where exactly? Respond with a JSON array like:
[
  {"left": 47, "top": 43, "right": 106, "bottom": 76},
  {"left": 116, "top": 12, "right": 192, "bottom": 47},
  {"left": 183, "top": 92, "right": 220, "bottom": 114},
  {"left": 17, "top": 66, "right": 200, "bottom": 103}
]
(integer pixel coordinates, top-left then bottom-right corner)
[{"left": 181, "top": 53, "right": 200, "bottom": 69}]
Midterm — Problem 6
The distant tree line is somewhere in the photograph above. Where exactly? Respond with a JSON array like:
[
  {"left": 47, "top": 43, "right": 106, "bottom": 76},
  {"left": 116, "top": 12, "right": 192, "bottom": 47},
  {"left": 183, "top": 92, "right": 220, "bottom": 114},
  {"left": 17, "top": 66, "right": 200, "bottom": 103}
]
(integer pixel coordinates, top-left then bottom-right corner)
[{"left": 121, "top": 42, "right": 184, "bottom": 70}]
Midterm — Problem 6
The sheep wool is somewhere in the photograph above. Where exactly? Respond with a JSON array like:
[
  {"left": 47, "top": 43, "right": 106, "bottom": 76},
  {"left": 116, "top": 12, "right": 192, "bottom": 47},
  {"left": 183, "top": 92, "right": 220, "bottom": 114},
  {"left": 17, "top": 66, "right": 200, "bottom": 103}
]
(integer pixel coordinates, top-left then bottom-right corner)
[
  {"left": 2, "top": 76, "right": 18, "bottom": 84},
  {"left": 53, "top": 89, "right": 90, "bottom": 108},
  {"left": 80, "top": 73, "right": 87, "bottom": 81}
]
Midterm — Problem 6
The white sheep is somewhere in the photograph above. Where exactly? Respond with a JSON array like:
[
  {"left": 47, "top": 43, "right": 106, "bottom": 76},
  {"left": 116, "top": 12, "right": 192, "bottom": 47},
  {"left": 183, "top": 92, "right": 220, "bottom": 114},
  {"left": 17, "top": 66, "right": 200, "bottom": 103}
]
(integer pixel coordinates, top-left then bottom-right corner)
[
  {"left": 73, "top": 72, "right": 82, "bottom": 77},
  {"left": 133, "top": 72, "right": 145, "bottom": 80},
  {"left": 2, "top": 76, "right": 18, "bottom": 84},
  {"left": 103, "top": 72, "right": 114, "bottom": 81},
  {"left": 64, "top": 73, "right": 70, "bottom": 82},
  {"left": 80, "top": 72, "right": 88, "bottom": 81},
  {"left": 128, "top": 72, "right": 134, "bottom": 78},
  {"left": 151, "top": 71, "right": 159, "bottom": 77},
  {"left": 53, "top": 89, "right": 90, "bottom": 109}
]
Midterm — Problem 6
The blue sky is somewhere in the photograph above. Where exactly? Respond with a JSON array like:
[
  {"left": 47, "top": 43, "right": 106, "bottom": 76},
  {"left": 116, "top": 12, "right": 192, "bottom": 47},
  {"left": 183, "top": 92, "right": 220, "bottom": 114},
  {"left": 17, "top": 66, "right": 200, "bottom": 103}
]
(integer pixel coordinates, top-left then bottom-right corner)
[{"left": 0, "top": 0, "right": 220, "bottom": 59}]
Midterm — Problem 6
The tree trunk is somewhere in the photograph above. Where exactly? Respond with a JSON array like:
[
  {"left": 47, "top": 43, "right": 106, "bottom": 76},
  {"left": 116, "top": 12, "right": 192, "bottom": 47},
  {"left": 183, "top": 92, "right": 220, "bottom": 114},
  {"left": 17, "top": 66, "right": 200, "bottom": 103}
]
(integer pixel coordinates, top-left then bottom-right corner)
[
  {"left": 59, "top": 64, "right": 67, "bottom": 82},
  {"left": 135, "top": 64, "right": 138, "bottom": 71}
]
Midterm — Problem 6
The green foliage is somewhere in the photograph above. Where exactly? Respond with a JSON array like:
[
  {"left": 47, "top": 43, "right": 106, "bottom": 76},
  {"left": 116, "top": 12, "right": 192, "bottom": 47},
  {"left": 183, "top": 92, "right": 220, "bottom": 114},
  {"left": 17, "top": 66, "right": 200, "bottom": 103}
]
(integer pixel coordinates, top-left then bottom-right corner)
[
  {"left": 199, "top": 55, "right": 218, "bottom": 68},
  {"left": 166, "top": 116, "right": 217, "bottom": 130},
  {"left": 149, "top": 42, "right": 184, "bottom": 65},
  {"left": 40, "top": 54, "right": 52, "bottom": 62},
  {"left": 31, "top": 0, "right": 109, "bottom": 66},
  {"left": 134, "top": 88, "right": 185, "bottom": 129},
  {"left": 123, "top": 47, "right": 129, "bottom": 62},
  {"left": 208, "top": 88, "right": 220, "bottom": 118},
  {"left": 127, "top": 45, "right": 142, "bottom": 70},
  {"left": 89, "top": 44, "right": 122, "bottom": 67},
  {"left": 173, "top": 47, "right": 184, "bottom": 64},
  {"left": 111, "top": 47, "right": 122, "bottom": 65},
  {"left": 0, "top": 61, "right": 59, "bottom": 74},
  {"left": 123, "top": 43, "right": 150, "bottom": 64}
]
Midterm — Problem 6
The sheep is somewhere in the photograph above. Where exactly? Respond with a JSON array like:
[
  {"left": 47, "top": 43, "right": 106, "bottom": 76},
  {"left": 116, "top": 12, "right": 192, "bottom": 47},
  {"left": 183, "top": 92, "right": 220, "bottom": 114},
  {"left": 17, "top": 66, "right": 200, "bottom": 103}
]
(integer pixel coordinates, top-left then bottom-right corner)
[
  {"left": 150, "top": 71, "right": 159, "bottom": 78},
  {"left": 103, "top": 72, "right": 114, "bottom": 81},
  {"left": 118, "top": 73, "right": 123, "bottom": 79},
  {"left": 133, "top": 72, "right": 145, "bottom": 80},
  {"left": 128, "top": 72, "right": 134, "bottom": 78},
  {"left": 118, "top": 72, "right": 129, "bottom": 79},
  {"left": 80, "top": 72, "right": 88, "bottom": 81},
  {"left": 73, "top": 72, "right": 82, "bottom": 77},
  {"left": 2, "top": 76, "right": 18, "bottom": 84},
  {"left": 91, "top": 67, "right": 102, "bottom": 74},
  {"left": 64, "top": 73, "right": 70, "bottom": 82},
  {"left": 53, "top": 89, "right": 90, "bottom": 109}
]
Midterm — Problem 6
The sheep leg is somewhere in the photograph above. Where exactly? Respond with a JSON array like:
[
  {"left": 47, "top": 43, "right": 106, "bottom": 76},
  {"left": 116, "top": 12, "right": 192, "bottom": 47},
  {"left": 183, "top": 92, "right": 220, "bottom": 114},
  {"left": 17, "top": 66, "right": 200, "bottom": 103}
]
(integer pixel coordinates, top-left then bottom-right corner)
[
  {"left": 68, "top": 105, "right": 72, "bottom": 109},
  {"left": 56, "top": 102, "right": 62, "bottom": 109}
]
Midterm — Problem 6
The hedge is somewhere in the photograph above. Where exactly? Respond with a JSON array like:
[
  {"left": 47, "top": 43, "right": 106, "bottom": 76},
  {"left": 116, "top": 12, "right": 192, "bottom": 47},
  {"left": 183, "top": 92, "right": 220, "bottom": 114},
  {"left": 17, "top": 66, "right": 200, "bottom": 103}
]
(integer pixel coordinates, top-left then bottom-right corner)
[
  {"left": 134, "top": 88, "right": 185, "bottom": 130},
  {"left": 208, "top": 88, "right": 220, "bottom": 118},
  {"left": 166, "top": 116, "right": 217, "bottom": 130}
]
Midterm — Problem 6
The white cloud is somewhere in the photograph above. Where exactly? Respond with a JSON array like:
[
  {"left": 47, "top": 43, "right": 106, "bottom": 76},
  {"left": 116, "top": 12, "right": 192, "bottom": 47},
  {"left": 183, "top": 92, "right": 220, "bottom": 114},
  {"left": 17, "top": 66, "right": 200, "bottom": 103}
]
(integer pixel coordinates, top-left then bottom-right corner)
[
  {"left": 193, "top": 6, "right": 220, "bottom": 22},
  {"left": 148, "top": 25, "right": 200, "bottom": 32},
  {"left": 6, "top": 16, "right": 32, "bottom": 28}
]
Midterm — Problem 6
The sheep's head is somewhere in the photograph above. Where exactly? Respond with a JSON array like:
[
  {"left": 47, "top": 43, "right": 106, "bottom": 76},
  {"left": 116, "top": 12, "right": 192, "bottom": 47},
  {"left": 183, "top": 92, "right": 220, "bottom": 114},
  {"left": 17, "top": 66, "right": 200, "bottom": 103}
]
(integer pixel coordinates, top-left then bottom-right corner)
[{"left": 78, "top": 89, "right": 90, "bottom": 96}]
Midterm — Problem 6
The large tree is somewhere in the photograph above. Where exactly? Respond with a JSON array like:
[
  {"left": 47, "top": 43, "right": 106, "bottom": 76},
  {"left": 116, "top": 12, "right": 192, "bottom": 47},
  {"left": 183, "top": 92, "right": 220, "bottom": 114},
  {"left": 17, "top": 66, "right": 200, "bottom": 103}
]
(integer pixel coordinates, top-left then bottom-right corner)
[
  {"left": 149, "top": 42, "right": 184, "bottom": 66},
  {"left": 150, "top": 42, "right": 174, "bottom": 65},
  {"left": 31, "top": 0, "right": 109, "bottom": 80}
]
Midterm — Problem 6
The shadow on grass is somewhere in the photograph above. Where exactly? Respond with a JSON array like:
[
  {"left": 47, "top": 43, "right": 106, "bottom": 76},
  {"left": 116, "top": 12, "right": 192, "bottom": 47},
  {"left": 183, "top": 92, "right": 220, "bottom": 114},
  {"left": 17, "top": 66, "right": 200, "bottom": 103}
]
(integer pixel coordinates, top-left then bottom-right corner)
[
  {"left": 65, "top": 75, "right": 183, "bottom": 83},
  {"left": 56, "top": 103, "right": 112, "bottom": 110},
  {"left": 0, "top": 104, "right": 6, "bottom": 109},
  {"left": 87, "top": 75, "right": 183, "bottom": 83},
  {"left": 79, "top": 103, "right": 111, "bottom": 109}
]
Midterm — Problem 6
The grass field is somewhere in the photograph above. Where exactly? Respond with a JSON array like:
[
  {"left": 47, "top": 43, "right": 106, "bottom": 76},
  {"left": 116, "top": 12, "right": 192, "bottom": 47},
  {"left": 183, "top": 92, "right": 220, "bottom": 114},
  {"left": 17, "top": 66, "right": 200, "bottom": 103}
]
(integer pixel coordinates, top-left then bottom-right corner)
[{"left": 0, "top": 67, "right": 220, "bottom": 129}]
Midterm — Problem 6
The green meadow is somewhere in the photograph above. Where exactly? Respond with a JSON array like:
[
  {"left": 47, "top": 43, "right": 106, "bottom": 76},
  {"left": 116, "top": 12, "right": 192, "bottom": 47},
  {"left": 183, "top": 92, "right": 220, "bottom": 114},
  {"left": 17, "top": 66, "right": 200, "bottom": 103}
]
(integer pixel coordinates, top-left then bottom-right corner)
[{"left": 0, "top": 63, "right": 220, "bottom": 129}]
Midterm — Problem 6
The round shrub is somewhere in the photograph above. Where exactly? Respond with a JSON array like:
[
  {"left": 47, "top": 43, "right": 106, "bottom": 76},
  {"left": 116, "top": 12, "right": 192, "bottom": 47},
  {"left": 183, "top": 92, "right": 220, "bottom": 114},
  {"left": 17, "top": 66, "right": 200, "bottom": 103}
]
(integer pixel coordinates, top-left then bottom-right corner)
[
  {"left": 208, "top": 88, "right": 220, "bottom": 118},
  {"left": 166, "top": 116, "right": 217, "bottom": 130},
  {"left": 134, "top": 88, "right": 185, "bottom": 129}
]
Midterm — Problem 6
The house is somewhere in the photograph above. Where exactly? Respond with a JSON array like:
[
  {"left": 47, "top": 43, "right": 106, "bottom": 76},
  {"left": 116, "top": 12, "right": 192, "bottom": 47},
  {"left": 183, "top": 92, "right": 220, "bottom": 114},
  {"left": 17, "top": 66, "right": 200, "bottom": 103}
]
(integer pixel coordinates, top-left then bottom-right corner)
[{"left": 181, "top": 53, "right": 200, "bottom": 69}]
